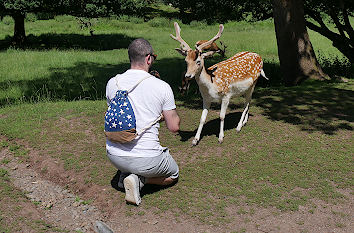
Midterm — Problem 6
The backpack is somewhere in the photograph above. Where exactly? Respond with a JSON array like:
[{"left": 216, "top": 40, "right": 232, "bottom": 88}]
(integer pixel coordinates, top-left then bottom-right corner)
[{"left": 104, "top": 75, "right": 162, "bottom": 143}]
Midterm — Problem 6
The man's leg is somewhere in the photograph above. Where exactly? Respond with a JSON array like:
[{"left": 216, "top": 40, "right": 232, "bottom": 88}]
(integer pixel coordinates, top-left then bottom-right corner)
[
  {"left": 107, "top": 149, "right": 179, "bottom": 205},
  {"left": 143, "top": 148, "right": 179, "bottom": 186},
  {"left": 146, "top": 176, "right": 177, "bottom": 186}
]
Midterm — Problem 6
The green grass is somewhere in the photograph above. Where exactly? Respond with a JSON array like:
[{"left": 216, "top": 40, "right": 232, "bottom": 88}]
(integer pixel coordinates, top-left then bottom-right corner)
[
  {"left": 0, "top": 84, "right": 352, "bottom": 224},
  {"left": 0, "top": 15, "right": 353, "bottom": 227},
  {"left": 0, "top": 15, "right": 352, "bottom": 105}
]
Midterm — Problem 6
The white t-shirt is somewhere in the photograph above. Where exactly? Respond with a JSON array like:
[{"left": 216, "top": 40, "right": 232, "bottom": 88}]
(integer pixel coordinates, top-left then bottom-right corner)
[{"left": 105, "top": 69, "right": 176, "bottom": 157}]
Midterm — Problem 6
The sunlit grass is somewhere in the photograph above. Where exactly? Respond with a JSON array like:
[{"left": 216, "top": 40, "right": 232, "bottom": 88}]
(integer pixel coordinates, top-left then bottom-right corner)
[
  {"left": 0, "top": 16, "right": 351, "bottom": 105},
  {"left": 0, "top": 15, "right": 353, "bottom": 226}
]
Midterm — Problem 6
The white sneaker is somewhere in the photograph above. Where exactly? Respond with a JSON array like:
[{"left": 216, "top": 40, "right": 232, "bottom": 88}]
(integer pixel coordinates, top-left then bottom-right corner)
[{"left": 123, "top": 174, "right": 143, "bottom": 205}]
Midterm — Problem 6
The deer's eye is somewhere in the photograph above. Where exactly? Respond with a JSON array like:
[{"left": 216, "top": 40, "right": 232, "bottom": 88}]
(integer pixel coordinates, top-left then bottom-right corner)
[{"left": 196, "top": 60, "right": 201, "bottom": 65}]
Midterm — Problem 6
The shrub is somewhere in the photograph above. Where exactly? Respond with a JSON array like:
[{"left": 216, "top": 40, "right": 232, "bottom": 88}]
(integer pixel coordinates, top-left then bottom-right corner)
[
  {"left": 317, "top": 54, "right": 352, "bottom": 80},
  {"left": 189, "top": 20, "right": 208, "bottom": 28},
  {"left": 116, "top": 15, "right": 144, "bottom": 24},
  {"left": 1, "top": 16, "right": 13, "bottom": 25},
  {"left": 25, "top": 13, "right": 37, "bottom": 22},
  {"left": 148, "top": 17, "right": 170, "bottom": 27}
]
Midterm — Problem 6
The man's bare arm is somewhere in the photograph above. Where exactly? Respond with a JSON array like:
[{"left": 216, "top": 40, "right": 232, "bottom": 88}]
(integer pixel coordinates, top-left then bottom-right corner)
[{"left": 162, "top": 109, "right": 180, "bottom": 133}]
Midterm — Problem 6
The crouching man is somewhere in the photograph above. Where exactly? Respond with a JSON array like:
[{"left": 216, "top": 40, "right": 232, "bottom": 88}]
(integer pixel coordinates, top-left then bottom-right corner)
[{"left": 105, "top": 38, "right": 180, "bottom": 205}]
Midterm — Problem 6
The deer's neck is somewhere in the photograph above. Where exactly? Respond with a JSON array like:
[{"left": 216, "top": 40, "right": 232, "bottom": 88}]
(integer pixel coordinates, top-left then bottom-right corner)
[
  {"left": 196, "top": 67, "right": 211, "bottom": 86},
  {"left": 196, "top": 67, "right": 221, "bottom": 100}
]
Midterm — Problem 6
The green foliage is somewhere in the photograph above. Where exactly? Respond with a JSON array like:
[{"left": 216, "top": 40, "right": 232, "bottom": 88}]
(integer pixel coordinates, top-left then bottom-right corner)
[
  {"left": 171, "top": 0, "right": 353, "bottom": 62},
  {"left": 0, "top": 15, "right": 12, "bottom": 25},
  {"left": 148, "top": 17, "right": 171, "bottom": 27},
  {"left": 25, "top": 13, "right": 37, "bottom": 22},
  {"left": 304, "top": 0, "right": 354, "bottom": 19},
  {"left": 170, "top": 0, "right": 272, "bottom": 23},
  {"left": 0, "top": 0, "right": 147, "bottom": 17},
  {"left": 116, "top": 15, "right": 144, "bottom": 23},
  {"left": 0, "top": 0, "right": 42, "bottom": 15}
]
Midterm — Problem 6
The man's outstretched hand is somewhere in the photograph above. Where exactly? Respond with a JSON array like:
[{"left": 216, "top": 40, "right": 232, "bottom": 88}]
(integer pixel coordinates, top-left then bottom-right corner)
[{"left": 149, "top": 70, "right": 160, "bottom": 78}]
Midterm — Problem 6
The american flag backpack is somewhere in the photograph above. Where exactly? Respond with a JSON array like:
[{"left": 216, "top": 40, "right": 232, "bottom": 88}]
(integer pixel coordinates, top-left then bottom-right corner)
[{"left": 104, "top": 75, "right": 162, "bottom": 143}]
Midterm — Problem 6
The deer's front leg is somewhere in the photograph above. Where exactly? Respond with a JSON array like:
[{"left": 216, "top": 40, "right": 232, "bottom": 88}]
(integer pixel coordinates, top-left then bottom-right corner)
[
  {"left": 192, "top": 100, "right": 211, "bottom": 146},
  {"left": 218, "top": 97, "right": 229, "bottom": 144}
]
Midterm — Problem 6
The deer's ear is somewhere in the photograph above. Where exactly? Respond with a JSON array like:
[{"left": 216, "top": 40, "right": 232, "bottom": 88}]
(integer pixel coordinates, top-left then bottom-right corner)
[
  {"left": 201, "top": 51, "right": 217, "bottom": 59},
  {"left": 175, "top": 48, "right": 187, "bottom": 56}
]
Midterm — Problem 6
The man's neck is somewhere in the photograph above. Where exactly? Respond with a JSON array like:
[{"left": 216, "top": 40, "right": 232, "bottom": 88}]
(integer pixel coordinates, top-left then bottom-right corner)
[{"left": 130, "top": 65, "right": 149, "bottom": 72}]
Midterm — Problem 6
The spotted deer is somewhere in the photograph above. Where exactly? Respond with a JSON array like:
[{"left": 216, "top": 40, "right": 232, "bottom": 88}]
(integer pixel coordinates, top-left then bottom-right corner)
[
  {"left": 195, "top": 40, "right": 227, "bottom": 57},
  {"left": 170, "top": 22, "right": 268, "bottom": 145}
]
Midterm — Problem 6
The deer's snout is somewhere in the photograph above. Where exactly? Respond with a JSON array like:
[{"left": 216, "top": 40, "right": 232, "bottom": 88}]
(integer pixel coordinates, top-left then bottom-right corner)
[{"left": 185, "top": 74, "right": 194, "bottom": 79}]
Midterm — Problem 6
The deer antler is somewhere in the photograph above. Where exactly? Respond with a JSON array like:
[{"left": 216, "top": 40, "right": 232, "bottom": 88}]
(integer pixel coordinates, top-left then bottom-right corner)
[
  {"left": 170, "top": 22, "right": 191, "bottom": 51},
  {"left": 196, "top": 24, "right": 224, "bottom": 52}
]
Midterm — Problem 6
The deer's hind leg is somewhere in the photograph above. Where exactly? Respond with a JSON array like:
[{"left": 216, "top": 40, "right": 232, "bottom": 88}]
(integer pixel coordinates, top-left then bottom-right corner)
[{"left": 236, "top": 83, "right": 256, "bottom": 132}]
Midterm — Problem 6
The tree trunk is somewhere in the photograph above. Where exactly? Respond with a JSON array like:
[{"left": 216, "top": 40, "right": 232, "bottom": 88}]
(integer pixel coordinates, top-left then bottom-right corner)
[
  {"left": 12, "top": 12, "right": 26, "bottom": 45},
  {"left": 272, "top": 0, "right": 329, "bottom": 86}
]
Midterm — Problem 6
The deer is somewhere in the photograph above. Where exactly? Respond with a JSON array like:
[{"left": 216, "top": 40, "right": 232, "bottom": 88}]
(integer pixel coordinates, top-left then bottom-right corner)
[
  {"left": 195, "top": 40, "right": 227, "bottom": 57},
  {"left": 170, "top": 22, "right": 268, "bottom": 145}
]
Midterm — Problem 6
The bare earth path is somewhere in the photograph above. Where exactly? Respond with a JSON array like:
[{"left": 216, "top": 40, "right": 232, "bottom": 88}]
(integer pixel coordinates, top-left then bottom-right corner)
[{"left": 1, "top": 146, "right": 353, "bottom": 233}]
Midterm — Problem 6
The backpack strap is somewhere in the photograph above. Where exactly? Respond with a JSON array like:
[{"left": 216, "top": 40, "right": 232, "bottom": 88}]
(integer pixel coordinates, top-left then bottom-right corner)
[
  {"left": 136, "top": 114, "right": 163, "bottom": 136},
  {"left": 115, "top": 75, "right": 152, "bottom": 93},
  {"left": 114, "top": 74, "right": 162, "bottom": 137}
]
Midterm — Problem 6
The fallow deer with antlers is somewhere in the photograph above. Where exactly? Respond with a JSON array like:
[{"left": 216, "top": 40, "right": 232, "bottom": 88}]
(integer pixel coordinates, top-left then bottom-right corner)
[{"left": 171, "top": 22, "right": 268, "bottom": 145}]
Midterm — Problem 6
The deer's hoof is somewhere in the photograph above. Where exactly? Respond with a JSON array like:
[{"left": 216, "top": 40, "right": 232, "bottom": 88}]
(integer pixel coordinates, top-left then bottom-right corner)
[
  {"left": 192, "top": 138, "right": 199, "bottom": 146},
  {"left": 218, "top": 138, "right": 223, "bottom": 144}
]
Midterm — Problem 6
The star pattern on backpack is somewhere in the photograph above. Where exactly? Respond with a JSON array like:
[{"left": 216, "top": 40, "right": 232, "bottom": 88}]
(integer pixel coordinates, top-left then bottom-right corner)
[{"left": 105, "top": 90, "right": 136, "bottom": 132}]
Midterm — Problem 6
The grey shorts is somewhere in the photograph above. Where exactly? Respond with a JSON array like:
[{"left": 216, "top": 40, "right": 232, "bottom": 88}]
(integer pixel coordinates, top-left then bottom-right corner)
[{"left": 107, "top": 148, "right": 179, "bottom": 179}]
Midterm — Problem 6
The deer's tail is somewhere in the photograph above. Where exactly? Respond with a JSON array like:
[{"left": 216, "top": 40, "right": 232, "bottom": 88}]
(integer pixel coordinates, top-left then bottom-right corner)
[{"left": 260, "top": 69, "right": 269, "bottom": 80}]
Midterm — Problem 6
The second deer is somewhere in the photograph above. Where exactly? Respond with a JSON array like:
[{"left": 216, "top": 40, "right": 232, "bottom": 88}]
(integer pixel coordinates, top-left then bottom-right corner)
[{"left": 171, "top": 22, "right": 268, "bottom": 145}]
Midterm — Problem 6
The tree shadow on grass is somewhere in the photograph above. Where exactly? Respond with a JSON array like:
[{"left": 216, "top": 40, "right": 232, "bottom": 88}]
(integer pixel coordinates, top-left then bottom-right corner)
[
  {"left": 0, "top": 33, "right": 136, "bottom": 51},
  {"left": 1, "top": 51, "right": 352, "bottom": 136},
  {"left": 0, "top": 57, "right": 188, "bottom": 106},
  {"left": 0, "top": 61, "right": 130, "bottom": 106},
  {"left": 142, "top": 5, "right": 179, "bottom": 20},
  {"left": 254, "top": 84, "right": 354, "bottom": 135}
]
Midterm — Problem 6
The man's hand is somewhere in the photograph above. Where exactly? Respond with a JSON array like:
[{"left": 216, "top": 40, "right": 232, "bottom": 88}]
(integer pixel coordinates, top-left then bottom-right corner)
[
  {"left": 159, "top": 114, "right": 165, "bottom": 122},
  {"left": 149, "top": 70, "right": 160, "bottom": 78}
]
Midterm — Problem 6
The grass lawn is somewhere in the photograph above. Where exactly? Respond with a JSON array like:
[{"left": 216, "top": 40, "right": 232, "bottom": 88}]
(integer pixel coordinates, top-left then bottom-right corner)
[{"left": 0, "top": 13, "right": 353, "bottom": 229}]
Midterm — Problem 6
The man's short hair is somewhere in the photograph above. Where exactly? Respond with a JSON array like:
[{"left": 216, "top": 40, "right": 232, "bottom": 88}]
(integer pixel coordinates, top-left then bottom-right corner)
[{"left": 128, "top": 38, "right": 154, "bottom": 65}]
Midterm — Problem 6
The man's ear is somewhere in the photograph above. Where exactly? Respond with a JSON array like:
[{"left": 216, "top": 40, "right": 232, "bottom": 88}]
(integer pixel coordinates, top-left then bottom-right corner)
[
  {"left": 175, "top": 48, "right": 187, "bottom": 56},
  {"left": 201, "top": 51, "right": 217, "bottom": 59}
]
